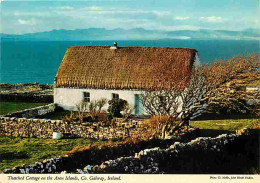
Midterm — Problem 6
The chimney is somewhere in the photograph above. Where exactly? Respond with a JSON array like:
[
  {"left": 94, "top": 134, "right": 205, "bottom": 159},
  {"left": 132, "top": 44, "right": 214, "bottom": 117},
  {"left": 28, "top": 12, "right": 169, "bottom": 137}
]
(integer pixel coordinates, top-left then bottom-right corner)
[{"left": 110, "top": 41, "right": 118, "bottom": 49}]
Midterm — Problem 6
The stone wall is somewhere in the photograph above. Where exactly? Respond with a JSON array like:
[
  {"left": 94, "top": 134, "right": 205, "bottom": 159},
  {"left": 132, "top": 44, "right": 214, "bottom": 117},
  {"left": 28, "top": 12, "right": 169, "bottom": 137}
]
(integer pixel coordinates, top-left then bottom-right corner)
[
  {"left": 0, "top": 116, "right": 154, "bottom": 139},
  {"left": 3, "top": 104, "right": 56, "bottom": 118},
  {"left": 3, "top": 157, "right": 65, "bottom": 174},
  {"left": 81, "top": 132, "right": 253, "bottom": 174}
]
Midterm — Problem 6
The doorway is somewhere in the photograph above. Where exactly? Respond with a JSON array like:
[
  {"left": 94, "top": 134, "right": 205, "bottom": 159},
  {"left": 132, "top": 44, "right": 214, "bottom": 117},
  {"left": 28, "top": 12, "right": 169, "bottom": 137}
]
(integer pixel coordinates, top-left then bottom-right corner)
[{"left": 135, "top": 94, "right": 144, "bottom": 115}]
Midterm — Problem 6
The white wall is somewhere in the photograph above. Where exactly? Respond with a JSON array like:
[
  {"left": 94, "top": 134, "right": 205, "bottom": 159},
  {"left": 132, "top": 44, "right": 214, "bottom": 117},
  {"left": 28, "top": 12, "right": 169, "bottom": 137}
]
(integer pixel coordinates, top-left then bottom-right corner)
[{"left": 54, "top": 87, "right": 144, "bottom": 114}]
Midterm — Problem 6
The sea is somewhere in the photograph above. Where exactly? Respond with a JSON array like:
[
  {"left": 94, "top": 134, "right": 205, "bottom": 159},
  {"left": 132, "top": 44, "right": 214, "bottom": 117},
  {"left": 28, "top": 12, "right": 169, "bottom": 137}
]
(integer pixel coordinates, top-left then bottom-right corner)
[{"left": 1, "top": 40, "right": 259, "bottom": 84}]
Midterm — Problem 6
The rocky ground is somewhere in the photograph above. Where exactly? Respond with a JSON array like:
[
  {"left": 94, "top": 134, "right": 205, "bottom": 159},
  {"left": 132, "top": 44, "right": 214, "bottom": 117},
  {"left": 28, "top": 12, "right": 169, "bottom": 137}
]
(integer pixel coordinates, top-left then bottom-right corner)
[
  {"left": 0, "top": 83, "right": 53, "bottom": 103},
  {"left": 0, "top": 83, "right": 53, "bottom": 95}
]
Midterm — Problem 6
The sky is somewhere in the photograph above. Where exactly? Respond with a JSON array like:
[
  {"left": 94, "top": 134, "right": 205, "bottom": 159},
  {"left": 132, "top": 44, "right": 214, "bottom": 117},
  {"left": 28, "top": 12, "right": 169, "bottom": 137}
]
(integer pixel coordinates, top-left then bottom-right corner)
[{"left": 1, "top": 0, "right": 260, "bottom": 34}]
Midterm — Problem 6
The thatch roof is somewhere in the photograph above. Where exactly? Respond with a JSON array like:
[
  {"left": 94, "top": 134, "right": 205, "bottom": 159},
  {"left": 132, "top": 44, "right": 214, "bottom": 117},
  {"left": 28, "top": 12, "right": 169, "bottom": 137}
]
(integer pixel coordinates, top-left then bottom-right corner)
[{"left": 55, "top": 46, "right": 198, "bottom": 90}]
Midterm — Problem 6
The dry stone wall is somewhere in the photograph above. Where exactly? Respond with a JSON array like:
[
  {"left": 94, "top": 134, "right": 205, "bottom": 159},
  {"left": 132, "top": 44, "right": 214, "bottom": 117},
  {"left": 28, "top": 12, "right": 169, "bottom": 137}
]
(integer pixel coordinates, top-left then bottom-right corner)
[
  {"left": 0, "top": 116, "right": 152, "bottom": 139},
  {"left": 3, "top": 156, "right": 65, "bottom": 174},
  {"left": 3, "top": 104, "right": 56, "bottom": 118},
  {"left": 79, "top": 133, "right": 243, "bottom": 174}
]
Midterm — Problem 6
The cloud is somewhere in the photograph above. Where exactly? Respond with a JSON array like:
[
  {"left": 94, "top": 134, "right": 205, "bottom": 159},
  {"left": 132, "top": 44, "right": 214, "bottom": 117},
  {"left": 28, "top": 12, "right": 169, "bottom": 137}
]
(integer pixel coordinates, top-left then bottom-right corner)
[
  {"left": 200, "top": 16, "right": 222, "bottom": 22},
  {"left": 159, "top": 25, "right": 200, "bottom": 31},
  {"left": 14, "top": 11, "right": 49, "bottom": 17},
  {"left": 18, "top": 18, "right": 36, "bottom": 25},
  {"left": 78, "top": 7, "right": 169, "bottom": 17},
  {"left": 82, "top": 6, "right": 103, "bottom": 11},
  {"left": 151, "top": 11, "right": 171, "bottom": 16},
  {"left": 58, "top": 6, "right": 74, "bottom": 10},
  {"left": 174, "top": 16, "right": 190, "bottom": 20}
]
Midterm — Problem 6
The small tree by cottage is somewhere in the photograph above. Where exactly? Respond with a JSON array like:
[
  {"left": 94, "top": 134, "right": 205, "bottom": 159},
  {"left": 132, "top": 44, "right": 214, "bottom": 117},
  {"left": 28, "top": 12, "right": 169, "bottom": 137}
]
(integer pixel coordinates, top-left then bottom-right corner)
[
  {"left": 66, "top": 98, "right": 108, "bottom": 123},
  {"left": 142, "top": 55, "right": 260, "bottom": 139},
  {"left": 141, "top": 66, "right": 206, "bottom": 139}
]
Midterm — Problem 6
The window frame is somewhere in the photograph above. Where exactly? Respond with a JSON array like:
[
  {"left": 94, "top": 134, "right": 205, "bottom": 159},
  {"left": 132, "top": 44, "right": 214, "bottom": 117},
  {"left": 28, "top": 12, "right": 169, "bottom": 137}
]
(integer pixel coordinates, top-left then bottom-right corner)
[
  {"left": 112, "top": 93, "right": 119, "bottom": 99},
  {"left": 83, "top": 92, "right": 90, "bottom": 102}
]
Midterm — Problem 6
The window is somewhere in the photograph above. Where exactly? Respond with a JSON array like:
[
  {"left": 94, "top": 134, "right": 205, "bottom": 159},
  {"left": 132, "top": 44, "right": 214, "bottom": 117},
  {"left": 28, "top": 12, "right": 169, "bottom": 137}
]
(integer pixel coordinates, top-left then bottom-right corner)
[
  {"left": 83, "top": 92, "right": 90, "bottom": 102},
  {"left": 112, "top": 93, "right": 119, "bottom": 99}
]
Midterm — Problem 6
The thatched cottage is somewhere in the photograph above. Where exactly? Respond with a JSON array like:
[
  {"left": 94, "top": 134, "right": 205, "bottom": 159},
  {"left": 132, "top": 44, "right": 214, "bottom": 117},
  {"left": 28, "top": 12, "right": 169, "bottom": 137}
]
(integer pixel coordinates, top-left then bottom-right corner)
[{"left": 54, "top": 43, "right": 199, "bottom": 115}]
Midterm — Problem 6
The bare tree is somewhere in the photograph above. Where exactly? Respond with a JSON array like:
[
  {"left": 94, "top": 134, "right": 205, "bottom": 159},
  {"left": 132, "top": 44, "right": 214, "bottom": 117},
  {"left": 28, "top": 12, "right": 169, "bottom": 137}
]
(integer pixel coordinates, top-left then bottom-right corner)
[
  {"left": 142, "top": 55, "right": 260, "bottom": 139},
  {"left": 141, "top": 66, "right": 206, "bottom": 138},
  {"left": 202, "top": 55, "right": 260, "bottom": 114}
]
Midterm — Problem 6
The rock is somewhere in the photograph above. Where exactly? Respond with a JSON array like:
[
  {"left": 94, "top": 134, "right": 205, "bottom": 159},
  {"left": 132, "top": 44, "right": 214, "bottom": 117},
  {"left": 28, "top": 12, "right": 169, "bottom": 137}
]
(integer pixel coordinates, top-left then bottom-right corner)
[
  {"left": 134, "top": 153, "right": 140, "bottom": 158},
  {"left": 100, "top": 163, "right": 107, "bottom": 169},
  {"left": 76, "top": 169, "right": 85, "bottom": 174},
  {"left": 92, "top": 165, "right": 100, "bottom": 172},
  {"left": 4, "top": 169, "right": 12, "bottom": 173},
  {"left": 84, "top": 165, "right": 92, "bottom": 172},
  {"left": 124, "top": 166, "right": 129, "bottom": 172}
]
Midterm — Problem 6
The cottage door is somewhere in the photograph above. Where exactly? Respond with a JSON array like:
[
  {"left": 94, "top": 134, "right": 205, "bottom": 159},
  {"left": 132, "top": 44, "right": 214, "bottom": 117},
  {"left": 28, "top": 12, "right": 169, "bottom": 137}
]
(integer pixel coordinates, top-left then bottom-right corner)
[{"left": 135, "top": 94, "right": 144, "bottom": 115}]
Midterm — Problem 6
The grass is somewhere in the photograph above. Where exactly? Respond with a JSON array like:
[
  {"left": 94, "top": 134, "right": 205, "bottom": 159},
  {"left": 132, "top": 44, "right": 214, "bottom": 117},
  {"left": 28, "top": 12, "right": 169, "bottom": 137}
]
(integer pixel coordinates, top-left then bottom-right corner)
[
  {"left": 191, "top": 118, "right": 260, "bottom": 137},
  {"left": 0, "top": 136, "right": 107, "bottom": 171},
  {"left": 0, "top": 102, "right": 48, "bottom": 115}
]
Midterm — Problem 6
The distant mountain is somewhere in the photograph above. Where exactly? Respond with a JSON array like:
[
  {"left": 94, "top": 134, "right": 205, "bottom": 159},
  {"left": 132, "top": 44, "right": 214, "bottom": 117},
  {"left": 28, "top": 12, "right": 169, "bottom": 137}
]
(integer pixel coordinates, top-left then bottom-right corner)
[{"left": 1, "top": 28, "right": 260, "bottom": 41}]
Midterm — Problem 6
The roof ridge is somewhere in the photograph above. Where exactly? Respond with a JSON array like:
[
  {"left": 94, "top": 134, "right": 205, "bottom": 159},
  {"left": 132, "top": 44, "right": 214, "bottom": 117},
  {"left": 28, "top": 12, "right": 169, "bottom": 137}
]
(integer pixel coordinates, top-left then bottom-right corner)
[{"left": 67, "top": 45, "right": 197, "bottom": 51}]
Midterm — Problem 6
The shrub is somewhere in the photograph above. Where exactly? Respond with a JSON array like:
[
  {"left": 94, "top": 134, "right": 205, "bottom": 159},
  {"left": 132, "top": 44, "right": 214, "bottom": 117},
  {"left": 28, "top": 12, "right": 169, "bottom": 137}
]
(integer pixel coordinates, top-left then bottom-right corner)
[
  {"left": 99, "top": 141, "right": 114, "bottom": 149},
  {"left": 96, "top": 98, "right": 108, "bottom": 111},
  {"left": 122, "top": 103, "right": 135, "bottom": 119},
  {"left": 76, "top": 101, "right": 89, "bottom": 123},
  {"left": 63, "top": 109, "right": 75, "bottom": 123},
  {"left": 88, "top": 99, "right": 108, "bottom": 122},
  {"left": 67, "top": 145, "right": 82, "bottom": 155},
  {"left": 72, "top": 99, "right": 109, "bottom": 123},
  {"left": 144, "top": 115, "right": 170, "bottom": 139},
  {"left": 92, "top": 111, "right": 108, "bottom": 122},
  {"left": 107, "top": 98, "right": 127, "bottom": 118},
  {"left": 89, "top": 101, "right": 98, "bottom": 113}
]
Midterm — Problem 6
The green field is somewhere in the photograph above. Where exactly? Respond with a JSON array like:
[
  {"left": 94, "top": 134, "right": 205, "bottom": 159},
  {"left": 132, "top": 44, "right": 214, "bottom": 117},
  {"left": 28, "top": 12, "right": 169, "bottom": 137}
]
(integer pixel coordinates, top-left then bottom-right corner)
[
  {"left": 0, "top": 102, "right": 48, "bottom": 115},
  {"left": 0, "top": 136, "right": 106, "bottom": 171},
  {"left": 191, "top": 118, "right": 260, "bottom": 137}
]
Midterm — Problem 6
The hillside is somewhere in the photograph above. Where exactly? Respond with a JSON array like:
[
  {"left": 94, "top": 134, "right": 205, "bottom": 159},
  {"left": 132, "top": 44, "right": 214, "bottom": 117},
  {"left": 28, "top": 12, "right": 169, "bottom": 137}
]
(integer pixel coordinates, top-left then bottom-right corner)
[{"left": 1, "top": 28, "right": 260, "bottom": 41}]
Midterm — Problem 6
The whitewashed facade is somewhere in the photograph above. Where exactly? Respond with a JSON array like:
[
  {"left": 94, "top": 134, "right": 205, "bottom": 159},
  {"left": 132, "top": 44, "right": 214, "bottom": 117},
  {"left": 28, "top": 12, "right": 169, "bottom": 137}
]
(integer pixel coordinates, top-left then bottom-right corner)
[{"left": 54, "top": 88, "right": 145, "bottom": 114}]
